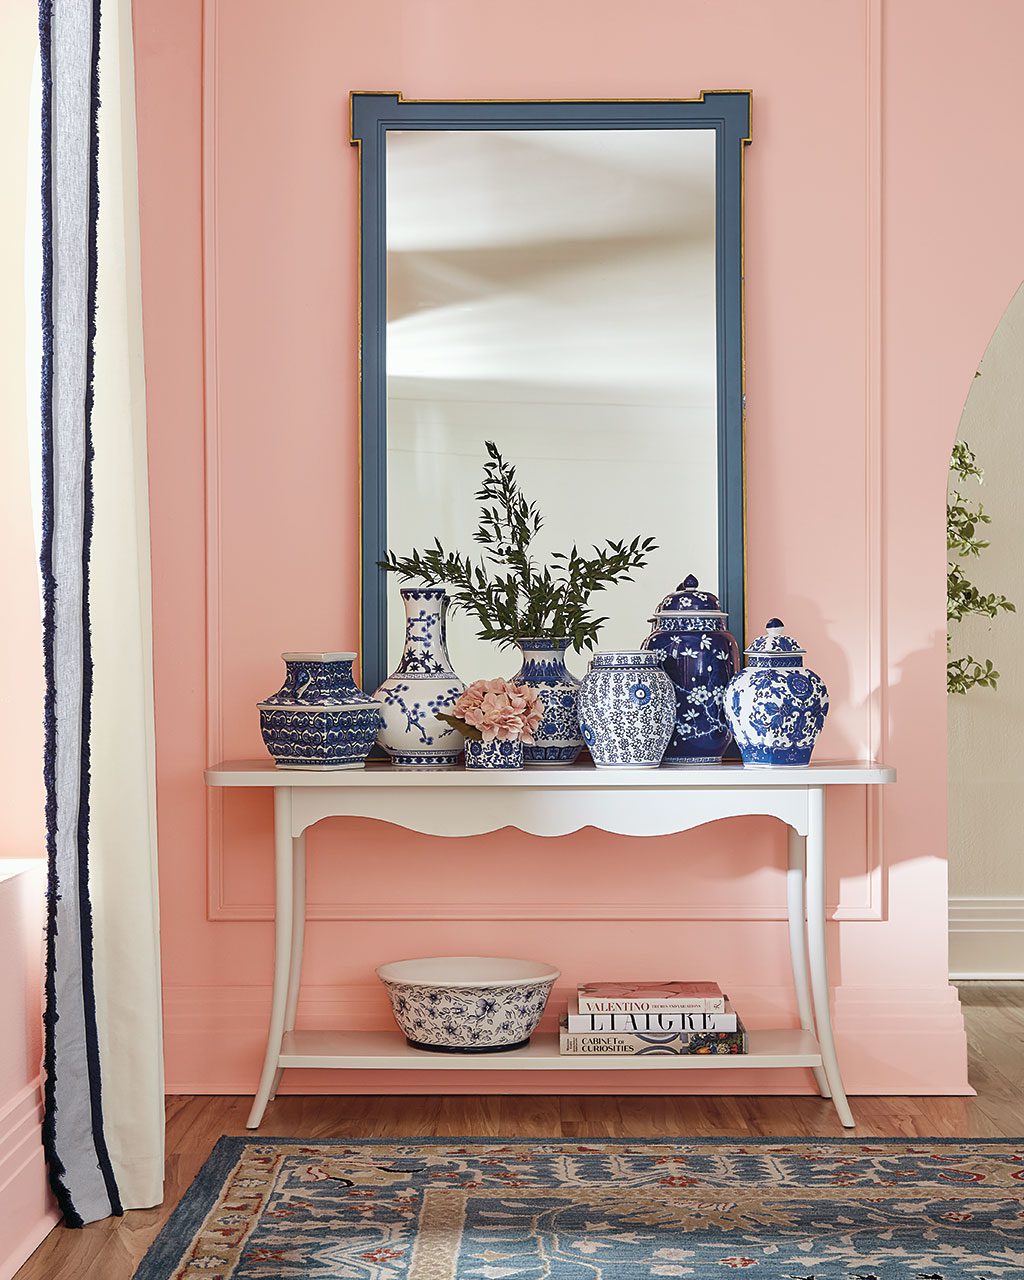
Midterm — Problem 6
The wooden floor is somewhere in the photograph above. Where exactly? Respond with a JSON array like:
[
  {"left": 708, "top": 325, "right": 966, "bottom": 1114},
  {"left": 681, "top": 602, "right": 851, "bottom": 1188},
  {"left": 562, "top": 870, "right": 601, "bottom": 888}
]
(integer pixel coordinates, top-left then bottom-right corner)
[{"left": 16, "top": 981, "right": 1023, "bottom": 1280}]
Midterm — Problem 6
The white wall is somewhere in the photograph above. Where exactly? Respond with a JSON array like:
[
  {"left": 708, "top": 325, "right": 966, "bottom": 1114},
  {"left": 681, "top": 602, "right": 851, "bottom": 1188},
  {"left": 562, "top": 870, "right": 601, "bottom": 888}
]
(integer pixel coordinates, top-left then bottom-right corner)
[{"left": 948, "top": 284, "right": 1024, "bottom": 977}]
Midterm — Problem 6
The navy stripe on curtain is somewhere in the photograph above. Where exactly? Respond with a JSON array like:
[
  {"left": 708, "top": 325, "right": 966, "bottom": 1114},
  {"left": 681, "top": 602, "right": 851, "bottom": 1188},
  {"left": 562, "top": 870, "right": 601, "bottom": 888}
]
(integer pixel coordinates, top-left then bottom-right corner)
[{"left": 39, "top": 0, "right": 122, "bottom": 1227}]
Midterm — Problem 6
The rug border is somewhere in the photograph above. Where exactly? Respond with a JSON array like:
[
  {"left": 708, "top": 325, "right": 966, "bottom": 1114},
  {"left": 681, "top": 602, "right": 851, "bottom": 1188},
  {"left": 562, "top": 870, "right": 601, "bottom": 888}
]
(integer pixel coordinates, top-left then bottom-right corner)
[{"left": 133, "top": 1133, "right": 1024, "bottom": 1280}]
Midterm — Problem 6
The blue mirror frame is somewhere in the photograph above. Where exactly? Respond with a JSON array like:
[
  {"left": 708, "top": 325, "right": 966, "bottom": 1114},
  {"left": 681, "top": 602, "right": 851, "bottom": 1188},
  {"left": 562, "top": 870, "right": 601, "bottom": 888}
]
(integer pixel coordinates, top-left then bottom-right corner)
[{"left": 350, "top": 91, "right": 751, "bottom": 695}]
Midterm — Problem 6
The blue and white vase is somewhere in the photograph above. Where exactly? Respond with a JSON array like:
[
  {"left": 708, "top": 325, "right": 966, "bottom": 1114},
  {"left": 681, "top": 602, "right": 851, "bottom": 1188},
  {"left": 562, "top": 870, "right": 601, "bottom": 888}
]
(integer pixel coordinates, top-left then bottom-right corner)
[
  {"left": 464, "top": 738, "right": 524, "bottom": 770},
  {"left": 724, "top": 618, "right": 829, "bottom": 767},
  {"left": 258, "top": 651, "right": 382, "bottom": 769},
  {"left": 642, "top": 575, "right": 739, "bottom": 765},
  {"left": 373, "top": 587, "right": 466, "bottom": 767},
  {"left": 512, "top": 638, "right": 583, "bottom": 767},
  {"left": 577, "top": 650, "right": 675, "bottom": 768}
]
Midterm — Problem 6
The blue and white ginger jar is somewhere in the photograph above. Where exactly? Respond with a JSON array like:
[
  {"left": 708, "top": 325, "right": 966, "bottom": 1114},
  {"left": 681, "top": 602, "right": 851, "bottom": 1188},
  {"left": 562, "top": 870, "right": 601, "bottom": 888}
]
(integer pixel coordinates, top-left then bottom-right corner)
[
  {"left": 258, "top": 651, "right": 382, "bottom": 769},
  {"left": 374, "top": 587, "right": 466, "bottom": 767},
  {"left": 577, "top": 650, "right": 675, "bottom": 768},
  {"left": 512, "top": 638, "right": 583, "bottom": 767},
  {"left": 642, "top": 575, "right": 739, "bottom": 765},
  {"left": 724, "top": 618, "right": 829, "bottom": 767}
]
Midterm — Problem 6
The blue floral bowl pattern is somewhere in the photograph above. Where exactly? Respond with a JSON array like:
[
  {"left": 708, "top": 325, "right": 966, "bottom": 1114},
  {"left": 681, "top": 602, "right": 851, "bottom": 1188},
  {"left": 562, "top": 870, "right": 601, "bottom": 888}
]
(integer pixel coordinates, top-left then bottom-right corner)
[
  {"left": 258, "top": 652, "right": 383, "bottom": 769},
  {"left": 725, "top": 618, "right": 829, "bottom": 767},
  {"left": 376, "top": 957, "right": 560, "bottom": 1052},
  {"left": 512, "top": 638, "right": 583, "bottom": 766},
  {"left": 577, "top": 651, "right": 675, "bottom": 768},
  {"left": 464, "top": 738, "right": 524, "bottom": 770}
]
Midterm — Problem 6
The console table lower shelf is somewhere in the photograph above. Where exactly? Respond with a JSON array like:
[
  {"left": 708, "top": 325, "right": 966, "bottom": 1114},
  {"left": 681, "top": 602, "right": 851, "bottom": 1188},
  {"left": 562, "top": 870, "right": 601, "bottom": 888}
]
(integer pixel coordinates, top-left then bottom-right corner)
[
  {"left": 279, "top": 1028, "right": 823, "bottom": 1070},
  {"left": 204, "top": 758, "right": 896, "bottom": 1132}
]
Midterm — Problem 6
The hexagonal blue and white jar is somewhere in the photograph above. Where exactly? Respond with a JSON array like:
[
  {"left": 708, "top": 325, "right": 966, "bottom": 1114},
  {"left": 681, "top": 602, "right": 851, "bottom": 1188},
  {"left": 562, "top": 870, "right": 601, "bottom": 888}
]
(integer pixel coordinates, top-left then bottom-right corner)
[
  {"left": 258, "top": 652, "right": 383, "bottom": 769},
  {"left": 577, "top": 651, "right": 675, "bottom": 768},
  {"left": 724, "top": 619, "right": 829, "bottom": 767}
]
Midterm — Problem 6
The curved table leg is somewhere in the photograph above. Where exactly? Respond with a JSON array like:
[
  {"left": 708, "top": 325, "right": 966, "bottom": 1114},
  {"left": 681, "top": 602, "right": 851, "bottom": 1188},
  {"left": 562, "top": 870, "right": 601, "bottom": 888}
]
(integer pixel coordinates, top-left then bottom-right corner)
[
  {"left": 805, "top": 787, "right": 855, "bottom": 1128},
  {"left": 786, "top": 826, "right": 831, "bottom": 1098},
  {"left": 246, "top": 787, "right": 294, "bottom": 1129},
  {"left": 269, "top": 832, "right": 306, "bottom": 1102}
]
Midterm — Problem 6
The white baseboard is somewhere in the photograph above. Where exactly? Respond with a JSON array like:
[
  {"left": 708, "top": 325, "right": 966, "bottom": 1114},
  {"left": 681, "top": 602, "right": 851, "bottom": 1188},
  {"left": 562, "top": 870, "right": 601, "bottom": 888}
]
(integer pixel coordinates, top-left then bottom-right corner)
[{"left": 949, "top": 897, "right": 1024, "bottom": 978}]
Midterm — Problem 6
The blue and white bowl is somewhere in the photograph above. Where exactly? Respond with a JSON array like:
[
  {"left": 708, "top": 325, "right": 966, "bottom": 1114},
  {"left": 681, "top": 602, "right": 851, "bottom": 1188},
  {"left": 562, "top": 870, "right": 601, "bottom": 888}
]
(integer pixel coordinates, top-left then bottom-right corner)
[
  {"left": 577, "top": 650, "right": 675, "bottom": 768},
  {"left": 258, "top": 651, "right": 382, "bottom": 770},
  {"left": 377, "top": 956, "right": 560, "bottom": 1052}
]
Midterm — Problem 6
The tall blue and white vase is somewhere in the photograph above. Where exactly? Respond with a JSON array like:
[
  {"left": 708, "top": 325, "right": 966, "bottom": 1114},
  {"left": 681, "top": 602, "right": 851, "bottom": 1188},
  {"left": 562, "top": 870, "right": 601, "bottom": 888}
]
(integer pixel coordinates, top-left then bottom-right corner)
[
  {"left": 724, "top": 618, "right": 829, "bottom": 767},
  {"left": 512, "top": 638, "right": 583, "bottom": 767},
  {"left": 258, "top": 652, "right": 383, "bottom": 769},
  {"left": 373, "top": 587, "right": 466, "bottom": 767},
  {"left": 577, "top": 651, "right": 675, "bottom": 768},
  {"left": 642, "top": 575, "right": 739, "bottom": 765}
]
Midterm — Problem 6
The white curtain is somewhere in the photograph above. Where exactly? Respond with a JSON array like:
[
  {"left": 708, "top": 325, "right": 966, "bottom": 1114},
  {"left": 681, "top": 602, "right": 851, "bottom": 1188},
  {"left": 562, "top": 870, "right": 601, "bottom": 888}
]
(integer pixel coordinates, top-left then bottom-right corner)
[
  {"left": 89, "top": 0, "right": 164, "bottom": 1211},
  {"left": 39, "top": 0, "right": 163, "bottom": 1221}
]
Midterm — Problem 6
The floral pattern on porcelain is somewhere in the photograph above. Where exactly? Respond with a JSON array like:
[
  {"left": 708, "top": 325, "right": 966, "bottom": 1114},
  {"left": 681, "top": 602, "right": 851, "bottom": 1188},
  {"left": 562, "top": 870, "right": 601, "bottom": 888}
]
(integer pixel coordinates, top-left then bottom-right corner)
[
  {"left": 374, "top": 588, "right": 466, "bottom": 766},
  {"left": 464, "top": 738, "right": 524, "bottom": 770},
  {"left": 577, "top": 651, "right": 675, "bottom": 768},
  {"left": 512, "top": 638, "right": 583, "bottom": 766},
  {"left": 642, "top": 575, "right": 739, "bottom": 765},
  {"left": 725, "top": 618, "right": 829, "bottom": 767},
  {"left": 380, "top": 977, "right": 556, "bottom": 1051},
  {"left": 258, "top": 652, "right": 383, "bottom": 769}
]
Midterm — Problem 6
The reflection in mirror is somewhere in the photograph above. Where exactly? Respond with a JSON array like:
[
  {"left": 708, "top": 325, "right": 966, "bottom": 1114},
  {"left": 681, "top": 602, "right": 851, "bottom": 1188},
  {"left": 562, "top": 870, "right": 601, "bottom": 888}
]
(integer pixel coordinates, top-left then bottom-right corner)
[{"left": 385, "top": 128, "right": 718, "bottom": 681}]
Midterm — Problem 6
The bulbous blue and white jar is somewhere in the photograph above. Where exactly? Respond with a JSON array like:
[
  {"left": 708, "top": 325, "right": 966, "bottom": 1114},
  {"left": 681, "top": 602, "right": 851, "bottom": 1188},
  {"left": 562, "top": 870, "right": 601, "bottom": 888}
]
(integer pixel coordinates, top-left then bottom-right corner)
[
  {"left": 258, "top": 652, "right": 382, "bottom": 769},
  {"left": 512, "top": 638, "right": 583, "bottom": 767},
  {"left": 642, "top": 575, "right": 739, "bottom": 765},
  {"left": 724, "top": 618, "right": 829, "bottom": 767},
  {"left": 464, "top": 738, "right": 524, "bottom": 770},
  {"left": 373, "top": 587, "right": 466, "bottom": 767},
  {"left": 577, "top": 650, "right": 675, "bottom": 768}
]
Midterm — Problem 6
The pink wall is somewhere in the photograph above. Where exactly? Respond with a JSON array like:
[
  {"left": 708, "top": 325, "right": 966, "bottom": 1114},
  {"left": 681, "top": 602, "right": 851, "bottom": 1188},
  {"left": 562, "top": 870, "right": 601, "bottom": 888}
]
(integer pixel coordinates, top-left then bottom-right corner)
[{"left": 133, "top": 0, "right": 1024, "bottom": 1096}]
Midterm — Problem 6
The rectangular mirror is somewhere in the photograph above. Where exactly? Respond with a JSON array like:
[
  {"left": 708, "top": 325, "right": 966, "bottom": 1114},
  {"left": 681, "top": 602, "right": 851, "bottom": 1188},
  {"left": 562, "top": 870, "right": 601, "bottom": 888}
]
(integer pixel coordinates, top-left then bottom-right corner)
[{"left": 352, "top": 93, "right": 749, "bottom": 693}]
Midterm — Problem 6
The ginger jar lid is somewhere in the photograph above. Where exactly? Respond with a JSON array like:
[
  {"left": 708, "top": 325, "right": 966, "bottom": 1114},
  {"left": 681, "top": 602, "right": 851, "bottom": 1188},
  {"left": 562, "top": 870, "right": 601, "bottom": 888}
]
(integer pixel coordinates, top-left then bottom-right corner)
[
  {"left": 744, "top": 618, "right": 806, "bottom": 656},
  {"left": 652, "top": 574, "right": 725, "bottom": 617}
]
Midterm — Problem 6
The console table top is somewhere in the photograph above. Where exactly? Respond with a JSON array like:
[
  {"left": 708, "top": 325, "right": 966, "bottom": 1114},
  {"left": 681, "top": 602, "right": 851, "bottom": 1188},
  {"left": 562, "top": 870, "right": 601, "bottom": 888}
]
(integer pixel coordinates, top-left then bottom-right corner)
[{"left": 206, "top": 759, "right": 895, "bottom": 788}]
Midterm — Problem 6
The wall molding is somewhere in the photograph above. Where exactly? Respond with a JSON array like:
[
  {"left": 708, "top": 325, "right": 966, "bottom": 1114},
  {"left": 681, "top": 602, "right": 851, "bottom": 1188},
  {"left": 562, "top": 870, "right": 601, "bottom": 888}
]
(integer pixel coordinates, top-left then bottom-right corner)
[
  {"left": 200, "top": 0, "right": 887, "bottom": 927},
  {"left": 949, "top": 896, "right": 1024, "bottom": 932}
]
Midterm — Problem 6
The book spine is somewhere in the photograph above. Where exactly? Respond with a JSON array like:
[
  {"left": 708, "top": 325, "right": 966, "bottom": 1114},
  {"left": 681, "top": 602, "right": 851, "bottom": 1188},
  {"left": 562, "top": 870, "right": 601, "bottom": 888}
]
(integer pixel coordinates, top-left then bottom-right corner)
[
  {"left": 567, "top": 1012, "right": 738, "bottom": 1032},
  {"left": 576, "top": 998, "right": 727, "bottom": 1014},
  {"left": 559, "top": 1028, "right": 747, "bottom": 1056}
]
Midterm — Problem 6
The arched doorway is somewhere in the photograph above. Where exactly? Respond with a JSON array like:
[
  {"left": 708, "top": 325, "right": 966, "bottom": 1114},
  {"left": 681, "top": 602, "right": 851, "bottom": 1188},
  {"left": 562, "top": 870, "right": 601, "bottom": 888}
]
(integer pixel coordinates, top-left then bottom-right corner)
[{"left": 948, "top": 283, "right": 1024, "bottom": 978}]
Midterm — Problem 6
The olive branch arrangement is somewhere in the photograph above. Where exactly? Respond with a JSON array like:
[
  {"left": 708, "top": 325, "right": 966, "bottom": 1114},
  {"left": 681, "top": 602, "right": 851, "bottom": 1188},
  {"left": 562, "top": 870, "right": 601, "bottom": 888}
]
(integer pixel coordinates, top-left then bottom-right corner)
[
  {"left": 947, "top": 439, "right": 1015, "bottom": 693},
  {"left": 379, "top": 441, "right": 658, "bottom": 652}
]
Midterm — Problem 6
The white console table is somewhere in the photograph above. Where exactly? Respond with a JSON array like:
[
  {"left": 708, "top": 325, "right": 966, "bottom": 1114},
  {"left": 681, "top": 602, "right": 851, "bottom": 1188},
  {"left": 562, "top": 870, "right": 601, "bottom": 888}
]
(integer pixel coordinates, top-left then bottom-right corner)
[{"left": 204, "top": 759, "right": 894, "bottom": 1129}]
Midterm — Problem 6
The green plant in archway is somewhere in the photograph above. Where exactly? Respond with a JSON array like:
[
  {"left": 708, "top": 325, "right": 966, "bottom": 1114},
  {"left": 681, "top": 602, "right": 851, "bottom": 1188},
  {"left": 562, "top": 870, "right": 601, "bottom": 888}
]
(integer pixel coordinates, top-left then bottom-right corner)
[{"left": 947, "top": 439, "right": 1015, "bottom": 693}]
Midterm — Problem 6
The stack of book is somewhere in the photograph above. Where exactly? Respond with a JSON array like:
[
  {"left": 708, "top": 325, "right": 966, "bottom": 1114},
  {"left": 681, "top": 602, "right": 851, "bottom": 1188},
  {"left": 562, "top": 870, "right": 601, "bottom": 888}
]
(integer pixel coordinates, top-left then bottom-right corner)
[{"left": 559, "top": 981, "right": 747, "bottom": 1056}]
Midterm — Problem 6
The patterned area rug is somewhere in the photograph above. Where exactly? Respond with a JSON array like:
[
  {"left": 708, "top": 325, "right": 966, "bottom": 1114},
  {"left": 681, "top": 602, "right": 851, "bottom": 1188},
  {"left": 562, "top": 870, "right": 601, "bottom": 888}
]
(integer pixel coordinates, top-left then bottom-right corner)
[{"left": 135, "top": 1137, "right": 1024, "bottom": 1279}]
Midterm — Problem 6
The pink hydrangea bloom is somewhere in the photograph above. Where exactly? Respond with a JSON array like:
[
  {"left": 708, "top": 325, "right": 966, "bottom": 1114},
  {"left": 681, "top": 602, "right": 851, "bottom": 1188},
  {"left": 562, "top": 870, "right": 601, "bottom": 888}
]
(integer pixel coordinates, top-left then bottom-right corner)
[{"left": 452, "top": 678, "right": 544, "bottom": 743}]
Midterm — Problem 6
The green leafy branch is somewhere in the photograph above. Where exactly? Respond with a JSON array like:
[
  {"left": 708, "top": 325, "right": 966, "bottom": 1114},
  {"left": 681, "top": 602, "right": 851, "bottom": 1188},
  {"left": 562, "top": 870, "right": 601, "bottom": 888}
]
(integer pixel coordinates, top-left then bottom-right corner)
[
  {"left": 379, "top": 441, "right": 657, "bottom": 652},
  {"left": 947, "top": 439, "right": 1014, "bottom": 693}
]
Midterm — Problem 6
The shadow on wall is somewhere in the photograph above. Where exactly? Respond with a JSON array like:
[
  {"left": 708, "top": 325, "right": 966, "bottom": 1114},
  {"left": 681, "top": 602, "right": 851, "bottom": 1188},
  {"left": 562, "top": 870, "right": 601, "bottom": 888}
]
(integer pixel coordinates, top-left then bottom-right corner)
[{"left": 948, "top": 280, "right": 1024, "bottom": 978}]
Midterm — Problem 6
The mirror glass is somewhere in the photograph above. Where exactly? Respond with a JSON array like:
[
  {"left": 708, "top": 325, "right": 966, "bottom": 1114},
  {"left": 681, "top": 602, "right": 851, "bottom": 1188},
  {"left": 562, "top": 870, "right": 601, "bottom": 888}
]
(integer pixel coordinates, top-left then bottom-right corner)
[{"left": 385, "top": 127, "right": 718, "bottom": 681}]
